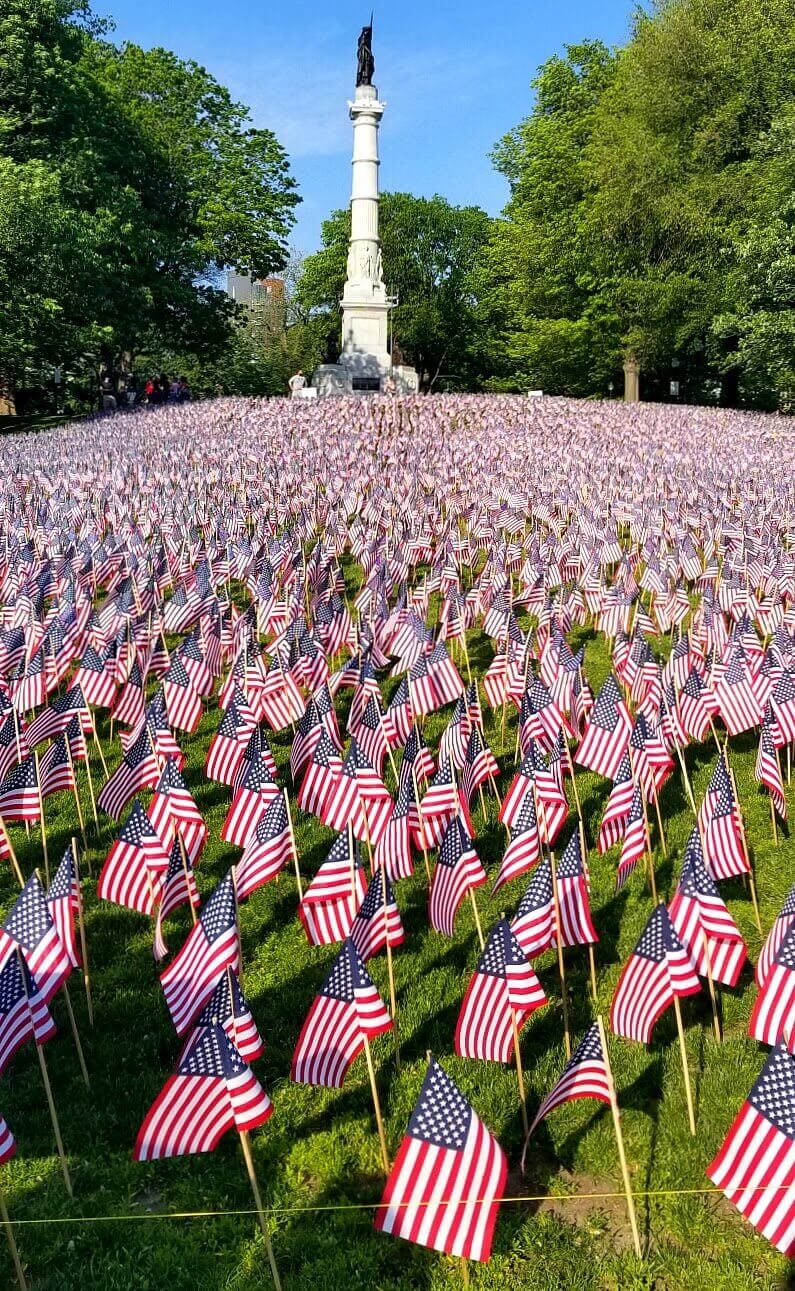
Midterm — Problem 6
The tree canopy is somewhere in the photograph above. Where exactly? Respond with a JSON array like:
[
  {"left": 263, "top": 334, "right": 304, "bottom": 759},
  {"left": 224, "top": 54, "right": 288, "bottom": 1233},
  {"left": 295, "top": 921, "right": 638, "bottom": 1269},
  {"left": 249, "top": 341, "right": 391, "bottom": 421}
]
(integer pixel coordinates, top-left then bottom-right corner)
[{"left": 0, "top": 0, "right": 298, "bottom": 409}]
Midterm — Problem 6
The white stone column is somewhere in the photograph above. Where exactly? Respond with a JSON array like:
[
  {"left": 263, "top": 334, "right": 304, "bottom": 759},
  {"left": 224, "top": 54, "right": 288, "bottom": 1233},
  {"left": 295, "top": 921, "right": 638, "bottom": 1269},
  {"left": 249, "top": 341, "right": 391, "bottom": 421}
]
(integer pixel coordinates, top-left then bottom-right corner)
[{"left": 340, "top": 82, "right": 392, "bottom": 380}]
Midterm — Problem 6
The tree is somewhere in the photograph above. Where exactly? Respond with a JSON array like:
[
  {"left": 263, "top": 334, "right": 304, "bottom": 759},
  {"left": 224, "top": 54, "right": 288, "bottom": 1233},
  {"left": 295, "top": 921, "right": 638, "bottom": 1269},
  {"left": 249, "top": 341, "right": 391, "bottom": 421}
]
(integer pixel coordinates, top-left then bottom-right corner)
[
  {"left": 479, "top": 41, "right": 620, "bottom": 395},
  {"left": 298, "top": 192, "right": 494, "bottom": 390},
  {"left": 0, "top": 0, "right": 299, "bottom": 408}
]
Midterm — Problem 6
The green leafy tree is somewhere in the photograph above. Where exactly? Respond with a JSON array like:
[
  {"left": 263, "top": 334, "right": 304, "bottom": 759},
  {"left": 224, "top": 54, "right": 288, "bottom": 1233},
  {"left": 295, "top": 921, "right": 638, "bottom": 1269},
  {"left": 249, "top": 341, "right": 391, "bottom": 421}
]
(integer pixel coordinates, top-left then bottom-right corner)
[{"left": 299, "top": 192, "right": 494, "bottom": 390}]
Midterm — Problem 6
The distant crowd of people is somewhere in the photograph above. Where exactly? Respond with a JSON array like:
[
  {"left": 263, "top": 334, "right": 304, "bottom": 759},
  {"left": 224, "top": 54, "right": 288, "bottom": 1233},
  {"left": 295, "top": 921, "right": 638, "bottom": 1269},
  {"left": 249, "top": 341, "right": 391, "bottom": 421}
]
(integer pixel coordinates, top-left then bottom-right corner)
[{"left": 100, "top": 373, "right": 192, "bottom": 411}]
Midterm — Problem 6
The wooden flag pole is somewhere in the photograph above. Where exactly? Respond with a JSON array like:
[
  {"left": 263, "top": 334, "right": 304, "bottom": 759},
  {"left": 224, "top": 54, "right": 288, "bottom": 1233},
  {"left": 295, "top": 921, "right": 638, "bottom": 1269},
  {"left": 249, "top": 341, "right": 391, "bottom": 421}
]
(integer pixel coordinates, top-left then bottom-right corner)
[
  {"left": 651, "top": 787, "right": 667, "bottom": 858},
  {"left": 726, "top": 765, "right": 762, "bottom": 934},
  {"left": 33, "top": 754, "right": 49, "bottom": 885},
  {"left": 468, "top": 885, "right": 485, "bottom": 951},
  {"left": 283, "top": 789, "right": 303, "bottom": 900},
  {"left": 549, "top": 851, "right": 571, "bottom": 1059},
  {"left": 18, "top": 952, "right": 72, "bottom": 1194},
  {"left": 0, "top": 1179, "right": 26, "bottom": 1290},
  {"left": 638, "top": 787, "right": 658, "bottom": 905},
  {"left": 701, "top": 928, "right": 721, "bottom": 1043},
  {"left": 672, "top": 994, "right": 696, "bottom": 1136},
  {"left": 0, "top": 816, "right": 25, "bottom": 888},
  {"left": 769, "top": 790, "right": 779, "bottom": 846},
  {"left": 63, "top": 736, "right": 87, "bottom": 851},
  {"left": 81, "top": 745, "right": 100, "bottom": 838},
  {"left": 380, "top": 860, "right": 400, "bottom": 1071},
  {"left": 238, "top": 1130, "right": 282, "bottom": 1290},
  {"left": 362, "top": 1035, "right": 390, "bottom": 1175},
  {"left": 501, "top": 910, "right": 528, "bottom": 1134},
  {"left": 176, "top": 835, "right": 198, "bottom": 927},
  {"left": 231, "top": 864, "right": 243, "bottom": 989},
  {"left": 88, "top": 712, "right": 109, "bottom": 780},
  {"left": 588, "top": 943, "right": 598, "bottom": 1002},
  {"left": 71, "top": 839, "right": 93, "bottom": 1026},
  {"left": 61, "top": 982, "right": 90, "bottom": 1088},
  {"left": 595, "top": 1015, "right": 642, "bottom": 1259},
  {"left": 411, "top": 766, "right": 432, "bottom": 882}
]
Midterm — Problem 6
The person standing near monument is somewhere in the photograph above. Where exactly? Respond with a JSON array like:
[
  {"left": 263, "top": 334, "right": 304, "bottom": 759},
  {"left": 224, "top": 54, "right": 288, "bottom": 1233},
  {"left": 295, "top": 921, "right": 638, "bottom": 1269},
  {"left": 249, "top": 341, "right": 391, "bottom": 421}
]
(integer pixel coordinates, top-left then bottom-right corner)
[{"left": 288, "top": 369, "right": 306, "bottom": 398}]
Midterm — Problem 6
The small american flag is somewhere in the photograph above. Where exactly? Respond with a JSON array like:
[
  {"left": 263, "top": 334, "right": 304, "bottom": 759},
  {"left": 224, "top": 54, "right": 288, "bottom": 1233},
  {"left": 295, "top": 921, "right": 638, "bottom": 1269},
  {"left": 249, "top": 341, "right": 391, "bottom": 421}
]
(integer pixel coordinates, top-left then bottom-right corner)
[
  {"left": 190, "top": 969, "right": 264, "bottom": 1063},
  {"left": 0, "top": 951, "right": 56, "bottom": 1075},
  {"left": 455, "top": 918, "right": 545, "bottom": 1062},
  {"left": 97, "top": 729, "right": 160, "bottom": 821},
  {"left": 528, "top": 1022, "right": 611, "bottom": 1134},
  {"left": 220, "top": 757, "right": 279, "bottom": 849},
  {"left": 298, "top": 832, "right": 368, "bottom": 946},
  {"left": 668, "top": 829, "right": 747, "bottom": 987},
  {"left": 429, "top": 817, "right": 486, "bottom": 937},
  {"left": 235, "top": 793, "right": 295, "bottom": 900},
  {"left": 0, "top": 1113, "right": 16, "bottom": 1165},
  {"left": 510, "top": 859, "right": 555, "bottom": 958},
  {"left": 291, "top": 937, "right": 392, "bottom": 1087},
  {"left": 0, "top": 756, "right": 41, "bottom": 823},
  {"left": 708, "top": 1042, "right": 795, "bottom": 1255},
  {"left": 0, "top": 873, "right": 73, "bottom": 1002},
  {"left": 698, "top": 756, "right": 748, "bottom": 880},
  {"left": 160, "top": 871, "right": 240, "bottom": 1036},
  {"left": 574, "top": 674, "right": 632, "bottom": 779},
  {"left": 757, "top": 882, "right": 795, "bottom": 989},
  {"left": 492, "top": 789, "right": 540, "bottom": 892},
  {"left": 349, "top": 870, "right": 405, "bottom": 961},
  {"left": 610, "top": 904, "right": 701, "bottom": 1042},
  {"left": 374, "top": 1055, "right": 506, "bottom": 1262},
  {"left": 749, "top": 921, "right": 795, "bottom": 1048},
  {"left": 152, "top": 839, "right": 200, "bottom": 961},
  {"left": 46, "top": 848, "right": 81, "bottom": 970},
  {"left": 98, "top": 800, "right": 171, "bottom": 915},
  {"left": 134, "top": 1023, "right": 271, "bottom": 1160},
  {"left": 147, "top": 756, "right": 208, "bottom": 864}
]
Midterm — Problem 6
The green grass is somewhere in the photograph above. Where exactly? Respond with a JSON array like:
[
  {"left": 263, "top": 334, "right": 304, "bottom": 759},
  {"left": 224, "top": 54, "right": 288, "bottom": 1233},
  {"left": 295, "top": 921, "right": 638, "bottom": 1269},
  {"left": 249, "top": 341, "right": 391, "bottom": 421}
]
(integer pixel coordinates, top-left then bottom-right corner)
[{"left": 0, "top": 620, "right": 791, "bottom": 1290}]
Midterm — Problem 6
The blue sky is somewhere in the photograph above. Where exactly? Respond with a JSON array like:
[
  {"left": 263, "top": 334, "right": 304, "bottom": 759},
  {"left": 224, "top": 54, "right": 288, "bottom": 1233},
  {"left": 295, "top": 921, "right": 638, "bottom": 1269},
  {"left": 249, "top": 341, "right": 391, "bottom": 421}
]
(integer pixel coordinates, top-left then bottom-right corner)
[{"left": 103, "top": 0, "right": 633, "bottom": 256}]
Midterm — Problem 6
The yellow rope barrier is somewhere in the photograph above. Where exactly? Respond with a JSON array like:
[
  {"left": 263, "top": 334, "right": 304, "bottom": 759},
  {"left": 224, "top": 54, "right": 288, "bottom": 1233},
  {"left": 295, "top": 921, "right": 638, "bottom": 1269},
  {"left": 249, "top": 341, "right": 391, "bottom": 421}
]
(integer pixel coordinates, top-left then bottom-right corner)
[{"left": 1, "top": 1180, "right": 792, "bottom": 1226}]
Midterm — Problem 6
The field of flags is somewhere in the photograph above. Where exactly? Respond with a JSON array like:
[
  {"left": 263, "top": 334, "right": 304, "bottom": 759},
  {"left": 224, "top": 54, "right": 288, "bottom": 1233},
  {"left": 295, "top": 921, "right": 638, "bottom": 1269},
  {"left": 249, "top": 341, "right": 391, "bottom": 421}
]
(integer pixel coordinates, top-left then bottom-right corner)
[{"left": 0, "top": 393, "right": 794, "bottom": 1285}]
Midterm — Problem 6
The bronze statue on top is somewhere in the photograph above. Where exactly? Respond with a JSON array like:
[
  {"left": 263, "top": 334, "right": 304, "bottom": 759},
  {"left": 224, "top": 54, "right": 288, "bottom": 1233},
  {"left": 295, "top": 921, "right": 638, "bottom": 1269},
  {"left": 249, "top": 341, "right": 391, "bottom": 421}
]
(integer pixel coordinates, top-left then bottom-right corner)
[{"left": 356, "top": 20, "right": 374, "bottom": 86}]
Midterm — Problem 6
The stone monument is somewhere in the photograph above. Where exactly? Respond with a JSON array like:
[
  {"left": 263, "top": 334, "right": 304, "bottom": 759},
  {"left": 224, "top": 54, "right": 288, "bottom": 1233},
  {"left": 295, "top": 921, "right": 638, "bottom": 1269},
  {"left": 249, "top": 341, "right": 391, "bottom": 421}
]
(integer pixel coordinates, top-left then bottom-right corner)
[{"left": 313, "top": 24, "right": 419, "bottom": 397}]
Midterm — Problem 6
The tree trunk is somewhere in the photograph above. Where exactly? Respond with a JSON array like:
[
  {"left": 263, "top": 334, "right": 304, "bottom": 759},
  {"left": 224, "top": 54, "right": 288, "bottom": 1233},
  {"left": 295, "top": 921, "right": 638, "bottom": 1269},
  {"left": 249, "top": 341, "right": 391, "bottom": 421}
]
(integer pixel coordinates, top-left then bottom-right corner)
[{"left": 0, "top": 380, "right": 16, "bottom": 417}]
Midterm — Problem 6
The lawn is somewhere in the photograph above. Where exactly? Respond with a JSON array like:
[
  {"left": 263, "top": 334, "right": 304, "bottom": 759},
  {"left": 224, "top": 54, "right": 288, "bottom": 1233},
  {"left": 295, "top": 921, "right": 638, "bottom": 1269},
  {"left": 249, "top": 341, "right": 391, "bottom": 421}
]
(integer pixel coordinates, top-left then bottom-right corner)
[{"left": 0, "top": 606, "right": 790, "bottom": 1291}]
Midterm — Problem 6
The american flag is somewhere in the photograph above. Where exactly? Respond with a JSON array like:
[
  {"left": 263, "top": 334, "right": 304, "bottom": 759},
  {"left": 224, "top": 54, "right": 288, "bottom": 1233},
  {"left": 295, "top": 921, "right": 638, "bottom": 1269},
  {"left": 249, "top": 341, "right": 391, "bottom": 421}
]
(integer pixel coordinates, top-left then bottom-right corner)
[
  {"left": 755, "top": 714, "right": 786, "bottom": 819},
  {"left": 349, "top": 870, "right": 405, "bottom": 961},
  {"left": 402, "top": 725, "right": 435, "bottom": 785},
  {"left": 26, "top": 684, "right": 90, "bottom": 747},
  {"left": 668, "top": 829, "right": 747, "bottom": 987},
  {"left": 190, "top": 969, "right": 264, "bottom": 1063},
  {"left": 111, "top": 658, "right": 146, "bottom": 728},
  {"left": 161, "top": 656, "right": 203, "bottom": 733},
  {"left": 677, "top": 667, "right": 718, "bottom": 742},
  {"left": 439, "top": 693, "right": 470, "bottom": 770},
  {"left": 374, "top": 1055, "right": 506, "bottom": 1262},
  {"left": 351, "top": 692, "right": 390, "bottom": 776},
  {"left": 510, "top": 859, "right": 556, "bottom": 958},
  {"left": 46, "top": 848, "right": 81, "bottom": 969},
  {"left": 205, "top": 699, "right": 256, "bottom": 785},
  {"left": 749, "top": 921, "right": 795, "bottom": 1048},
  {"left": 298, "top": 831, "right": 368, "bottom": 946},
  {"left": 454, "top": 918, "right": 546, "bottom": 1062},
  {"left": 289, "top": 697, "right": 323, "bottom": 782},
  {"left": 757, "top": 882, "right": 795, "bottom": 989},
  {"left": 97, "top": 729, "right": 160, "bottom": 821},
  {"left": 492, "top": 789, "right": 540, "bottom": 893},
  {"left": 429, "top": 817, "right": 486, "bottom": 937},
  {"left": 72, "top": 643, "right": 116, "bottom": 707},
  {"left": 291, "top": 937, "right": 392, "bottom": 1087},
  {"left": 147, "top": 756, "right": 208, "bottom": 864},
  {"left": 152, "top": 838, "right": 201, "bottom": 960},
  {"left": 220, "top": 757, "right": 279, "bottom": 849},
  {"left": 297, "top": 730, "right": 343, "bottom": 820},
  {"left": 0, "top": 713, "right": 28, "bottom": 785},
  {"left": 714, "top": 651, "right": 763, "bottom": 735},
  {"left": 160, "top": 871, "right": 240, "bottom": 1035},
  {"left": 0, "top": 872, "right": 73, "bottom": 1003},
  {"left": 597, "top": 752, "right": 634, "bottom": 854},
  {"left": 610, "top": 904, "right": 701, "bottom": 1042},
  {"left": 0, "top": 951, "right": 56, "bottom": 1075},
  {"left": 322, "top": 738, "right": 393, "bottom": 845},
  {"left": 616, "top": 786, "right": 649, "bottom": 891},
  {"left": 0, "top": 755, "right": 41, "bottom": 823},
  {"left": 528, "top": 1022, "right": 611, "bottom": 1134},
  {"left": 134, "top": 1023, "right": 272, "bottom": 1160},
  {"left": 574, "top": 674, "right": 632, "bottom": 779},
  {"left": 421, "top": 755, "right": 459, "bottom": 823},
  {"left": 708, "top": 1042, "right": 795, "bottom": 1256},
  {"left": 235, "top": 793, "right": 295, "bottom": 901},
  {"left": 98, "top": 800, "right": 171, "bottom": 915},
  {"left": 698, "top": 756, "right": 748, "bottom": 880},
  {"left": 460, "top": 726, "right": 499, "bottom": 805},
  {"left": 771, "top": 670, "right": 795, "bottom": 743},
  {"left": 373, "top": 781, "right": 415, "bottom": 881},
  {"left": 555, "top": 831, "right": 598, "bottom": 946},
  {"left": 0, "top": 1113, "right": 16, "bottom": 1165},
  {"left": 38, "top": 733, "right": 75, "bottom": 799}
]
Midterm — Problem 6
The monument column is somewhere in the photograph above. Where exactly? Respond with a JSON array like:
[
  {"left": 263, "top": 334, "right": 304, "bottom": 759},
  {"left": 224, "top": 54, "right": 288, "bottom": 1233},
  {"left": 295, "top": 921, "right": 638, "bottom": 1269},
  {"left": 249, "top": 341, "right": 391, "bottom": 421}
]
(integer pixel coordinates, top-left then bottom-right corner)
[{"left": 339, "top": 81, "right": 392, "bottom": 384}]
